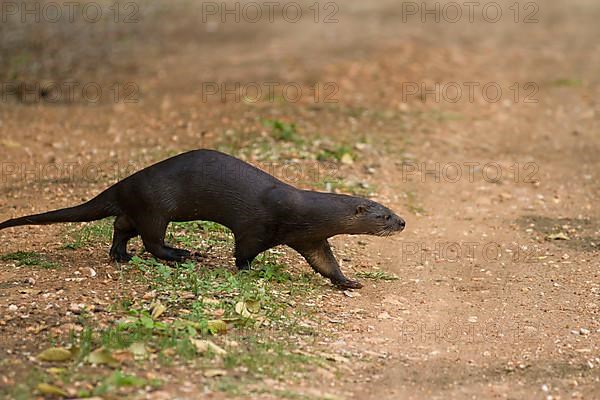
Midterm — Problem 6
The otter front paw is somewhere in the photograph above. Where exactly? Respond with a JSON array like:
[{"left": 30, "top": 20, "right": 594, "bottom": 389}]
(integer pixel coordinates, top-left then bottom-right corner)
[{"left": 333, "top": 279, "right": 363, "bottom": 289}]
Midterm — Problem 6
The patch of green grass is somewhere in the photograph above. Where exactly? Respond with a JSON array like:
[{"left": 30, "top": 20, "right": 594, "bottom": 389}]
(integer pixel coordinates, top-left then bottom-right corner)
[
  {"left": 551, "top": 78, "right": 582, "bottom": 87},
  {"left": 12, "top": 242, "right": 328, "bottom": 398},
  {"left": 0, "top": 251, "right": 59, "bottom": 269},
  {"left": 76, "top": 252, "right": 318, "bottom": 358},
  {"left": 222, "top": 337, "right": 316, "bottom": 377},
  {"left": 92, "top": 370, "right": 159, "bottom": 397},
  {"left": 405, "top": 191, "right": 426, "bottom": 215},
  {"left": 168, "top": 220, "right": 233, "bottom": 249},
  {"left": 317, "top": 145, "right": 355, "bottom": 162},
  {"left": 63, "top": 217, "right": 114, "bottom": 250},
  {"left": 262, "top": 119, "right": 302, "bottom": 143},
  {"left": 317, "top": 177, "right": 373, "bottom": 197},
  {"left": 356, "top": 270, "right": 399, "bottom": 281}
]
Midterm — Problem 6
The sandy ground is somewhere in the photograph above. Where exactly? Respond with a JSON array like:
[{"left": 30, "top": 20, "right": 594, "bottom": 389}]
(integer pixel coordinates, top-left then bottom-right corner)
[{"left": 1, "top": 0, "right": 599, "bottom": 399}]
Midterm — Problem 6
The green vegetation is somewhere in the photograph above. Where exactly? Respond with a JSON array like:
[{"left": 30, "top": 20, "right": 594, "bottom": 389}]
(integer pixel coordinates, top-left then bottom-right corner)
[
  {"left": 5, "top": 246, "right": 332, "bottom": 398},
  {"left": 63, "top": 218, "right": 114, "bottom": 250},
  {"left": 551, "top": 78, "right": 582, "bottom": 87},
  {"left": 262, "top": 118, "right": 303, "bottom": 143},
  {"left": 405, "top": 191, "right": 426, "bottom": 216},
  {"left": 168, "top": 220, "right": 232, "bottom": 249},
  {"left": 317, "top": 145, "right": 355, "bottom": 163},
  {"left": 0, "top": 251, "right": 59, "bottom": 269},
  {"left": 355, "top": 270, "right": 399, "bottom": 281},
  {"left": 317, "top": 177, "right": 374, "bottom": 197}
]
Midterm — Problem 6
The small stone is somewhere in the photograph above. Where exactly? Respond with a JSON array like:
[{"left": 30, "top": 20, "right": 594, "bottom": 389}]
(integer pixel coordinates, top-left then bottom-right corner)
[
  {"left": 579, "top": 328, "right": 590, "bottom": 335},
  {"left": 377, "top": 311, "right": 391, "bottom": 320},
  {"left": 8, "top": 304, "right": 18, "bottom": 312},
  {"left": 541, "top": 384, "right": 549, "bottom": 392},
  {"left": 340, "top": 153, "right": 354, "bottom": 165},
  {"left": 143, "top": 290, "right": 157, "bottom": 300},
  {"left": 69, "top": 303, "right": 85, "bottom": 314}
]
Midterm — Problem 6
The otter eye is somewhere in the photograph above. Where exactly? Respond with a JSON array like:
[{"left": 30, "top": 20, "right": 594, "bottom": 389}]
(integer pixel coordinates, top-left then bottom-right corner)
[{"left": 385, "top": 215, "right": 391, "bottom": 221}]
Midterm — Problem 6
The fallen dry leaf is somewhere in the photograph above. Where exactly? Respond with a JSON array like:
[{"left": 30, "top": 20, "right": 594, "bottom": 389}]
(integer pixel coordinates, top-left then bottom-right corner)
[
  {"left": 36, "top": 383, "right": 68, "bottom": 397},
  {"left": 203, "top": 369, "right": 227, "bottom": 378},
  {"left": 37, "top": 347, "right": 73, "bottom": 362}
]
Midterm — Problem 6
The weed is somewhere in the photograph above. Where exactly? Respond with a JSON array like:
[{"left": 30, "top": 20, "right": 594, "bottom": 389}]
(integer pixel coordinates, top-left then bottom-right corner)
[
  {"left": 0, "top": 251, "right": 59, "bottom": 269},
  {"left": 355, "top": 270, "right": 399, "bottom": 281},
  {"left": 9, "top": 238, "right": 327, "bottom": 398},
  {"left": 262, "top": 119, "right": 302, "bottom": 143},
  {"left": 405, "top": 191, "right": 426, "bottom": 215},
  {"left": 551, "top": 78, "right": 582, "bottom": 87},
  {"left": 317, "top": 177, "right": 373, "bottom": 197},
  {"left": 63, "top": 218, "right": 114, "bottom": 250},
  {"left": 317, "top": 145, "right": 355, "bottom": 162}
]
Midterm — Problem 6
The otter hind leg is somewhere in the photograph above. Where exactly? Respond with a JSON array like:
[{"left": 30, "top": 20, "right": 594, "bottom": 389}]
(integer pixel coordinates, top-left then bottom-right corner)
[
  {"left": 293, "top": 240, "right": 363, "bottom": 289},
  {"left": 110, "top": 215, "right": 138, "bottom": 262},
  {"left": 136, "top": 218, "right": 190, "bottom": 262}
]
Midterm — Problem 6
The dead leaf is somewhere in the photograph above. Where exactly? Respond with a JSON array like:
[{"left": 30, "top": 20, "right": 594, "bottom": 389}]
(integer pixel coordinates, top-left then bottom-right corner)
[
  {"left": 235, "top": 301, "right": 251, "bottom": 317},
  {"left": 234, "top": 300, "right": 260, "bottom": 318},
  {"left": 340, "top": 153, "right": 354, "bottom": 165},
  {"left": 128, "top": 342, "right": 148, "bottom": 358},
  {"left": 204, "top": 369, "right": 227, "bottom": 377},
  {"left": 191, "top": 339, "right": 227, "bottom": 355},
  {"left": 150, "top": 302, "right": 166, "bottom": 319},
  {"left": 37, "top": 347, "right": 73, "bottom": 362},
  {"left": 86, "top": 348, "right": 120, "bottom": 368},
  {"left": 377, "top": 311, "right": 391, "bottom": 320},
  {"left": 46, "top": 368, "right": 66, "bottom": 375},
  {"left": 546, "top": 232, "right": 570, "bottom": 240},
  {"left": 143, "top": 290, "right": 157, "bottom": 300},
  {"left": 0, "top": 139, "right": 21, "bottom": 149},
  {"left": 36, "top": 383, "right": 68, "bottom": 397},
  {"left": 207, "top": 319, "right": 227, "bottom": 334}
]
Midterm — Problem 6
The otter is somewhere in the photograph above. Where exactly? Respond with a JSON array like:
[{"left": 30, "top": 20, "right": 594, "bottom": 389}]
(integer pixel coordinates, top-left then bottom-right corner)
[{"left": 0, "top": 150, "right": 405, "bottom": 289}]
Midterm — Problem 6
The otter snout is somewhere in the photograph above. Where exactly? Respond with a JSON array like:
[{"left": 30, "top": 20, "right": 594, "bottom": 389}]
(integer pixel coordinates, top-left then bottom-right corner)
[
  {"left": 390, "top": 215, "right": 405, "bottom": 232},
  {"left": 396, "top": 216, "right": 406, "bottom": 232}
]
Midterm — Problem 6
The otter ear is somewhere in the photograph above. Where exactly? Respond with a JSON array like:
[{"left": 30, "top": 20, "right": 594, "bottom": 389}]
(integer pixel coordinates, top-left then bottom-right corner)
[{"left": 355, "top": 205, "right": 367, "bottom": 215}]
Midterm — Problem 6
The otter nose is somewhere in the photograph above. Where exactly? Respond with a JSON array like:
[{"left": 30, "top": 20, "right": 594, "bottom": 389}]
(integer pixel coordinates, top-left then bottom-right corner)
[{"left": 397, "top": 218, "right": 406, "bottom": 231}]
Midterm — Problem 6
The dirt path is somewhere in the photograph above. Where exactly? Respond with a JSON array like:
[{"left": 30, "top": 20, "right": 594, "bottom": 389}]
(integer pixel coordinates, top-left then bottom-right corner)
[{"left": 1, "top": 0, "right": 599, "bottom": 399}]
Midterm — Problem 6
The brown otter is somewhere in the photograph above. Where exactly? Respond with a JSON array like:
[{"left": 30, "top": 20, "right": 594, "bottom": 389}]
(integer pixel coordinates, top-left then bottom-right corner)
[{"left": 0, "top": 150, "right": 405, "bottom": 289}]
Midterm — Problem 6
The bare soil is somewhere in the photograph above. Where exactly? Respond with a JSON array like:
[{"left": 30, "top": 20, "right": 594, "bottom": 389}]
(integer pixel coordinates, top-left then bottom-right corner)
[{"left": 1, "top": 0, "right": 599, "bottom": 399}]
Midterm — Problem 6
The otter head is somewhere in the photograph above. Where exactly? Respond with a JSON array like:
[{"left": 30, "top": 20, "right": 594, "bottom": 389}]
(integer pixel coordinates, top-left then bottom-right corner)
[{"left": 351, "top": 201, "right": 406, "bottom": 236}]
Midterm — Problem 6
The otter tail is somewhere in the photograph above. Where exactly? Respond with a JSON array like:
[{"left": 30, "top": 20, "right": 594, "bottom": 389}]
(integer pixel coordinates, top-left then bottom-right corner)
[{"left": 0, "top": 187, "right": 119, "bottom": 230}]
